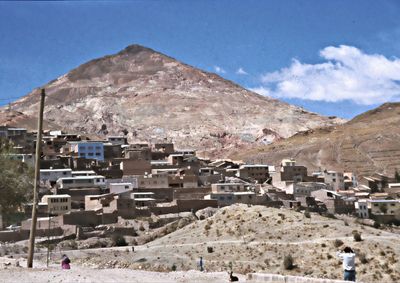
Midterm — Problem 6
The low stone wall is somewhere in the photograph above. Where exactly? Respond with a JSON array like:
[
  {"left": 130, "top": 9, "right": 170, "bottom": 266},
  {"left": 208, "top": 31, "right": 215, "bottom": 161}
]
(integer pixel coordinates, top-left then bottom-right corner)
[
  {"left": 247, "top": 273, "right": 349, "bottom": 283},
  {"left": 0, "top": 228, "right": 63, "bottom": 243},
  {"left": 176, "top": 199, "right": 218, "bottom": 212}
]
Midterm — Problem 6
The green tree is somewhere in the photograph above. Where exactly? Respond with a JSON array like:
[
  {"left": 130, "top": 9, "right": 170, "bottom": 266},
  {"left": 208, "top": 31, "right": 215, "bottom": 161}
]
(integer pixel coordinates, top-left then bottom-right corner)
[{"left": 0, "top": 139, "right": 33, "bottom": 222}]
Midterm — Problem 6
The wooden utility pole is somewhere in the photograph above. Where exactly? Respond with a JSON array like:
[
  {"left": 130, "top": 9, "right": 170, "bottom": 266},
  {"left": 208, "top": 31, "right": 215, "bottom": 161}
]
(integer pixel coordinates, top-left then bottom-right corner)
[{"left": 27, "top": 89, "right": 45, "bottom": 268}]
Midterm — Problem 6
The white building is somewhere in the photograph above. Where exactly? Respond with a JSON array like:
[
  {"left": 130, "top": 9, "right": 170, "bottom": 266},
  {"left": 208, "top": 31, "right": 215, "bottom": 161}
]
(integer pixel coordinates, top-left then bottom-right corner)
[
  {"left": 109, "top": 183, "right": 134, "bottom": 194},
  {"left": 324, "top": 171, "right": 345, "bottom": 191},
  {"left": 56, "top": 175, "right": 106, "bottom": 189},
  {"left": 355, "top": 199, "right": 369, "bottom": 219},
  {"left": 71, "top": 170, "right": 96, "bottom": 177}
]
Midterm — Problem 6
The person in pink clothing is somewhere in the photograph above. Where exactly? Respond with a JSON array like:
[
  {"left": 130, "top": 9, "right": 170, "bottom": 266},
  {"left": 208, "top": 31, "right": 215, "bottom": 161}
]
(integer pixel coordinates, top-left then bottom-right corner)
[{"left": 61, "top": 254, "right": 71, "bottom": 269}]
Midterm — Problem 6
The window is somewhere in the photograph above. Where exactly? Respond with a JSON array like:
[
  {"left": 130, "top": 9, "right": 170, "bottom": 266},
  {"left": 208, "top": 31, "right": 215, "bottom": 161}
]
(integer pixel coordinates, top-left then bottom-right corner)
[
  {"left": 88, "top": 153, "right": 94, "bottom": 156},
  {"left": 95, "top": 153, "right": 101, "bottom": 156},
  {"left": 125, "top": 186, "right": 129, "bottom": 189},
  {"left": 88, "top": 146, "right": 94, "bottom": 150}
]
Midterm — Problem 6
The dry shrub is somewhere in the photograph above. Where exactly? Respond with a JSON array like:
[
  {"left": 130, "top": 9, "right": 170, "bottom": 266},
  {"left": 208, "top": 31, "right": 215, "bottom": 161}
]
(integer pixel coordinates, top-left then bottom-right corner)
[
  {"left": 353, "top": 232, "right": 362, "bottom": 242},
  {"left": 333, "top": 239, "right": 344, "bottom": 248},
  {"left": 359, "top": 253, "right": 368, "bottom": 264},
  {"left": 283, "top": 254, "right": 294, "bottom": 270}
]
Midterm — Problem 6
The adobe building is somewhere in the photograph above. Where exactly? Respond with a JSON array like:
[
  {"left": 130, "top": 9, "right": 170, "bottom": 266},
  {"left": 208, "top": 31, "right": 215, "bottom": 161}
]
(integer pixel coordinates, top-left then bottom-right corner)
[
  {"left": 279, "top": 159, "right": 308, "bottom": 182},
  {"left": 120, "top": 159, "right": 152, "bottom": 176},
  {"left": 311, "top": 189, "right": 355, "bottom": 214},
  {"left": 40, "top": 194, "right": 71, "bottom": 215},
  {"left": 138, "top": 173, "right": 169, "bottom": 189},
  {"left": 238, "top": 164, "right": 270, "bottom": 184}
]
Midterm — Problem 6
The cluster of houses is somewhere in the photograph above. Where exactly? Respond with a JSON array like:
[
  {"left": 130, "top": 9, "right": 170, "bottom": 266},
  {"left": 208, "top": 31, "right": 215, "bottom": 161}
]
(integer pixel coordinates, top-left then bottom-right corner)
[{"left": 0, "top": 125, "right": 399, "bottom": 240}]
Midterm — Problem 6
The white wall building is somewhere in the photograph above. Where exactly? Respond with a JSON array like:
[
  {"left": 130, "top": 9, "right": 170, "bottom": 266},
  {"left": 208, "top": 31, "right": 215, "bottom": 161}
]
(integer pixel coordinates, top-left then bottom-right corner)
[
  {"left": 355, "top": 200, "right": 369, "bottom": 219},
  {"left": 324, "top": 171, "right": 345, "bottom": 191},
  {"left": 56, "top": 175, "right": 106, "bottom": 189},
  {"left": 109, "top": 183, "right": 134, "bottom": 194}
]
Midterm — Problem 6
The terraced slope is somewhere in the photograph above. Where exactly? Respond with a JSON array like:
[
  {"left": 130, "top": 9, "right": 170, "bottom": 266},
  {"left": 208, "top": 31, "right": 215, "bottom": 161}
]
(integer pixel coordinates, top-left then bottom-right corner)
[{"left": 232, "top": 103, "right": 400, "bottom": 177}]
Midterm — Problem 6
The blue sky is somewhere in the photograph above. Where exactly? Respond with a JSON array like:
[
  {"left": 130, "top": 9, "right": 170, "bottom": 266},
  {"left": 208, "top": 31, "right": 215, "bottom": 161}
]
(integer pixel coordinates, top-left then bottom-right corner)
[{"left": 1, "top": 1, "right": 400, "bottom": 119}]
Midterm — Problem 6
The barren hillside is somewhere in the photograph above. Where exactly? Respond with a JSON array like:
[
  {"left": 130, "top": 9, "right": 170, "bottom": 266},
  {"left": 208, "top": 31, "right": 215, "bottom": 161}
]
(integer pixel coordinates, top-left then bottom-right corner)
[
  {"left": 42, "top": 205, "right": 400, "bottom": 283},
  {"left": 231, "top": 103, "right": 400, "bottom": 177},
  {"left": 4, "top": 44, "right": 342, "bottom": 156}
]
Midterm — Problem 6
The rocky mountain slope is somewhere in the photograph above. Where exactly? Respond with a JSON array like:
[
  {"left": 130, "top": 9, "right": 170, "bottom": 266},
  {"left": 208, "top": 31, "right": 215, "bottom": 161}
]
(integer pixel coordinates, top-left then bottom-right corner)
[
  {"left": 5, "top": 44, "right": 342, "bottom": 156},
  {"left": 232, "top": 103, "right": 400, "bottom": 177}
]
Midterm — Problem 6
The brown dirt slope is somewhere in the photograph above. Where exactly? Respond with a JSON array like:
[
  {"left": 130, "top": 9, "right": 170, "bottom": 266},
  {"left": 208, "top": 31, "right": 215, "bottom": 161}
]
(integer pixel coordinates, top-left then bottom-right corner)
[
  {"left": 3, "top": 44, "right": 342, "bottom": 156},
  {"left": 60, "top": 205, "right": 400, "bottom": 282},
  {"left": 232, "top": 103, "right": 400, "bottom": 177}
]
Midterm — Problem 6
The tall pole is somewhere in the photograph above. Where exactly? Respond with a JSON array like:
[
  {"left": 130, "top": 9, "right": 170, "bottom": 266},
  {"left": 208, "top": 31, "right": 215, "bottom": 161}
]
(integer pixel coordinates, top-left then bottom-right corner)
[{"left": 27, "top": 89, "right": 45, "bottom": 268}]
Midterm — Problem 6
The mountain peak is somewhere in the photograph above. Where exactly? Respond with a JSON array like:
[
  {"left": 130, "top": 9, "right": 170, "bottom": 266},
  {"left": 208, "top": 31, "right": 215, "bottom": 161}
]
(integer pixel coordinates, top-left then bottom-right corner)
[
  {"left": 6, "top": 45, "right": 343, "bottom": 157},
  {"left": 120, "top": 44, "right": 156, "bottom": 55}
]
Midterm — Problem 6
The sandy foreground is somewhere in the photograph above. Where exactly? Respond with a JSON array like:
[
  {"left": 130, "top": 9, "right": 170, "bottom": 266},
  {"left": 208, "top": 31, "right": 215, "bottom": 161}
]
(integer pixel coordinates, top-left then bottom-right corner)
[{"left": 0, "top": 263, "right": 246, "bottom": 283}]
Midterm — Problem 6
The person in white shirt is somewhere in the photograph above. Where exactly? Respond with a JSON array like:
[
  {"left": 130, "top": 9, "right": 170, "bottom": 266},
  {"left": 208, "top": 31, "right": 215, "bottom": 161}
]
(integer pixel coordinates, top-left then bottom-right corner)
[{"left": 337, "top": 246, "right": 356, "bottom": 282}]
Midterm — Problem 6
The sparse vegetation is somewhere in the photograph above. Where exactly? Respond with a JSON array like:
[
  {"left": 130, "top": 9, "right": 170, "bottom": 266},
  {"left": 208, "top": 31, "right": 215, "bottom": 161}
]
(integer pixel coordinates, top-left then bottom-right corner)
[
  {"left": 0, "top": 140, "right": 33, "bottom": 222},
  {"left": 171, "top": 263, "right": 177, "bottom": 271},
  {"left": 333, "top": 239, "right": 344, "bottom": 248},
  {"left": 112, "top": 235, "right": 128, "bottom": 246},
  {"left": 359, "top": 253, "right": 368, "bottom": 264},
  {"left": 283, "top": 254, "right": 295, "bottom": 270},
  {"left": 353, "top": 232, "right": 362, "bottom": 242}
]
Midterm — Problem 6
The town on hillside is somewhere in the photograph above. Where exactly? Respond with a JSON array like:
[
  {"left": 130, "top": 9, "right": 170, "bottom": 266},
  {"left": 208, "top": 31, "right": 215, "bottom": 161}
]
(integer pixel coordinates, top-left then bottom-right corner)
[{"left": 1, "top": 125, "right": 399, "bottom": 241}]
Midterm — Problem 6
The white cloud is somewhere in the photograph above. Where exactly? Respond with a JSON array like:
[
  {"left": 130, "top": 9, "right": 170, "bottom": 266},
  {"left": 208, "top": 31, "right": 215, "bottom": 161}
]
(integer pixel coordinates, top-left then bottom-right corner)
[
  {"left": 236, "top": 67, "right": 248, "bottom": 75},
  {"left": 214, "top": 65, "right": 226, "bottom": 74},
  {"left": 252, "top": 45, "right": 400, "bottom": 105}
]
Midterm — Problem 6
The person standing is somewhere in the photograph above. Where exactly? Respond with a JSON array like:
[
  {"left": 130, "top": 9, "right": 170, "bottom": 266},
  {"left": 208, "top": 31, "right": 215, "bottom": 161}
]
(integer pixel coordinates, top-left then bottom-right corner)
[
  {"left": 337, "top": 247, "right": 356, "bottom": 281},
  {"left": 198, "top": 256, "right": 204, "bottom": 271},
  {"left": 61, "top": 254, "right": 71, "bottom": 270}
]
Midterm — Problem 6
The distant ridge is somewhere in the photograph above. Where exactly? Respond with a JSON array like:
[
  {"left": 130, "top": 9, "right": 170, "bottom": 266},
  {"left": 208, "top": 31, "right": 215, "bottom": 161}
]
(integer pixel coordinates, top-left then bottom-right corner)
[{"left": 232, "top": 102, "right": 400, "bottom": 176}]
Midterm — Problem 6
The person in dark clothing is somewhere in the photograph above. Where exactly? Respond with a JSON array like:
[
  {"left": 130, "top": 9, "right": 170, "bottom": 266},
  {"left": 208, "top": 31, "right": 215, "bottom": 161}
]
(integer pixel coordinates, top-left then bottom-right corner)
[{"left": 61, "top": 254, "right": 71, "bottom": 270}]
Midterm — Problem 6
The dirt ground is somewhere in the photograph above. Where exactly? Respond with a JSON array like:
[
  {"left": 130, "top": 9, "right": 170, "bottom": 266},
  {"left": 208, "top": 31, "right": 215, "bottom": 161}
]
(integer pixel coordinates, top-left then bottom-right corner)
[
  {"left": 0, "top": 265, "right": 245, "bottom": 283},
  {"left": 1, "top": 204, "right": 399, "bottom": 282}
]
